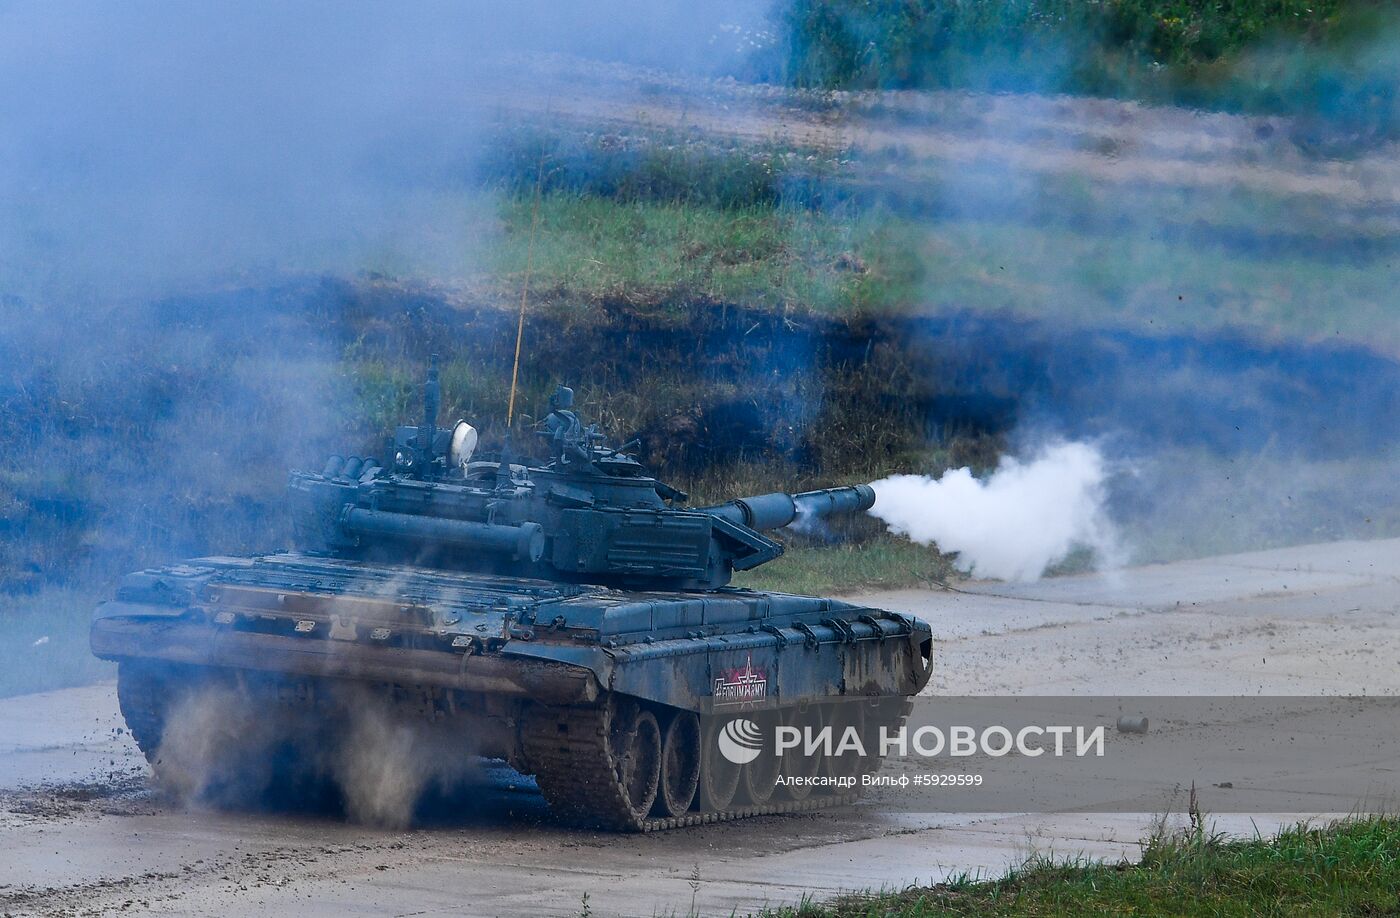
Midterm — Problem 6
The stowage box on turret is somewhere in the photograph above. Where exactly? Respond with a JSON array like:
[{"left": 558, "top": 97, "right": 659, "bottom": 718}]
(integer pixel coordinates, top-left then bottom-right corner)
[{"left": 91, "top": 362, "right": 933, "bottom": 830}]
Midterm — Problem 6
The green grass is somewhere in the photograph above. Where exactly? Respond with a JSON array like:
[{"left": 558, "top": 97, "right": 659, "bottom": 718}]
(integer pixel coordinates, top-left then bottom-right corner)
[
  {"left": 736, "top": 537, "right": 956, "bottom": 595},
  {"left": 482, "top": 123, "right": 1400, "bottom": 345},
  {"left": 768, "top": 816, "right": 1400, "bottom": 917},
  {"left": 482, "top": 128, "right": 844, "bottom": 212},
  {"left": 911, "top": 215, "right": 1400, "bottom": 344},
  {"left": 492, "top": 194, "right": 924, "bottom": 317},
  {"left": 493, "top": 182, "right": 1400, "bottom": 346}
]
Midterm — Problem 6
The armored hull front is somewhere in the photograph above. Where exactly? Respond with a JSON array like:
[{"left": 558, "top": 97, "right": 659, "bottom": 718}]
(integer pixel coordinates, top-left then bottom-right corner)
[{"left": 93, "top": 552, "right": 932, "bottom": 829}]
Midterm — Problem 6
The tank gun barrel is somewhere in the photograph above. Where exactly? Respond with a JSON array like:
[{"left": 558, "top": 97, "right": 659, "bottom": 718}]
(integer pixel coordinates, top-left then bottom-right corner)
[
  {"left": 793, "top": 484, "right": 877, "bottom": 521},
  {"left": 698, "top": 484, "right": 875, "bottom": 532}
]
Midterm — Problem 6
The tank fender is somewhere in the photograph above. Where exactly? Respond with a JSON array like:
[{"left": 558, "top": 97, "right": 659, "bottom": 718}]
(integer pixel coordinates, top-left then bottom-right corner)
[
  {"left": 89, "top": 610, "right": 216, "bottom": 665},
  {"left": 601, "top": 614, "right": 930, "bottom": 711},
  {"left": 93, "top": 600, "right": 191, "bottom": 621},
  {"left": 498, "top": 642, "right": 615, "bottom": 694}
]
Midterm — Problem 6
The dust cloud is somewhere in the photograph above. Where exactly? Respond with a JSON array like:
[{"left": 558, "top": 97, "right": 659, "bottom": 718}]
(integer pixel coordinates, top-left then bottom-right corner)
[
  {"left": 155, "top": 682, "right": 479, "bottom": 829},
  {"left": 868, "top": 442, "right": 1121, "bottom": 581}
]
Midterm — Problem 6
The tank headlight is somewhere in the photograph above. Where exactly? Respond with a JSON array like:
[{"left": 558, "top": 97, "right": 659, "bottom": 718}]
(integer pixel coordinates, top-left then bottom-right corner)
[{"left": 394, "top": 449, "right": 413, "bottom": 469}]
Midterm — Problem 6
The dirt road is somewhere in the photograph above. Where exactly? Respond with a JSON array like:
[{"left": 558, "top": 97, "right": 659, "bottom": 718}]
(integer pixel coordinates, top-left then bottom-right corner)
[{"left": 2, "top": 538, "right": 1395, "bottom": 917}]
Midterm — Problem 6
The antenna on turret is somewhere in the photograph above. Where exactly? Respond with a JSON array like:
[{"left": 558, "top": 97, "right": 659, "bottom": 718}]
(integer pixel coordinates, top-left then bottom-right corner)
[
  {"left": 506, "top": 152, "right": 546, "bottom": 428},
  {"left": 421, "top": 354, "right": 440, "bottom": 475}
]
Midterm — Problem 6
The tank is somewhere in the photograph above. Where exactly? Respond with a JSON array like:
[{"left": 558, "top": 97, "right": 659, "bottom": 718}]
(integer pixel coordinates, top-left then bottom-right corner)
[{"left": 91, "top": 361, "right": 934, "bottom": 830}]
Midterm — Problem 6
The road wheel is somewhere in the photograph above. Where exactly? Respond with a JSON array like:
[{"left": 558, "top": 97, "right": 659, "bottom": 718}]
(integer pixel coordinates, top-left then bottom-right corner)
[
  {"left": 697, "top": 715, "right": 741, "bottom": 812},
  {"left": 117, "top": 662, "right": 172, "bottom": 764},
  {"left": 116, "top": 662, "right": 212, "bottom": 773},
  {"left": 609, "top": 702, "right": 661, "bottom": 820},
  {"left": 653, "top": 711, "right": 700, "bottom": 818},
  {"left": 776, "top": 704, "right": 822, "bottom": 801},
  {"left": 738, "top": 711, "right": 782, "bottom": 805},
  {"left": 859, "top": 697, "right": 910, "bottom": 777},
  {"left": 823, "top": 701, "right": 866, "bottom": 785}
]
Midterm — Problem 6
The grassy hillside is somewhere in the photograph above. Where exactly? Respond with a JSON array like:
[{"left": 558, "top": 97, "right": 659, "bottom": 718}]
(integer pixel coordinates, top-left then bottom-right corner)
[{"left": 486, "top": 127, "right": 1400, "bottom": 347}]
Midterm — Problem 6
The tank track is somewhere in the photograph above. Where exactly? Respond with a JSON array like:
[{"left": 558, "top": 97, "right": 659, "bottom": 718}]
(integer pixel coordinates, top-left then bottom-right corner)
[
  {"left": 116, "top": 662, "right": 172, "bottom": 764},
  {"left": 116, "top": 662, "right": 910, "bottom": 832},
  {"left": 523, "top": 703, "right": 891, "bottom": 832}
]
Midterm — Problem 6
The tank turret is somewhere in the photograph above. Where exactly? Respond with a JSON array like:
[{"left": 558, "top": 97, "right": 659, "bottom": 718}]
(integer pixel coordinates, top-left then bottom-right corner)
[{"left": 290, "top": 369, "right": 875, "bottom": 590}]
